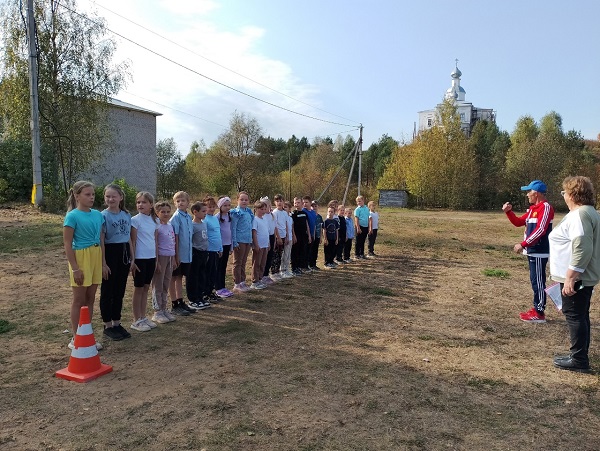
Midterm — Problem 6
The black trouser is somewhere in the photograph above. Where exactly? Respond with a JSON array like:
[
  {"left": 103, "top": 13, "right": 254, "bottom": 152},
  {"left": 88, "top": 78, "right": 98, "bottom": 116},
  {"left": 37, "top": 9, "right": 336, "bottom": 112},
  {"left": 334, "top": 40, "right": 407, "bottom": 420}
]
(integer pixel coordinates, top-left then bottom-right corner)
[
  {"left": 270, "top": 242, "right": 284, "bottom": 274},
  {"left": 206, "top": 251, "right": 218, "bottom": 295},
  {"left": 309, "top": 237, "right": 320, "bottom": 267},
  {"left": 216, "top": 245, "right": 230, "bottom": 290},
  {"left": 291, "top": 238, "right": 308, "bottom": 270},
  {"left": 355, "top": 226, "right": 369, "bottom": 257},
  {"left": 336, "top": 237, "right": 346, "bottom": 261},
  {"left": 368, "top": 229, "right": 378, "bottom": 253},
  {"left": 263, "top": 234, "right": 275, "bottom": 277},
  {"left": 100, "top": 242, "right": 130, "bottom": 323},
  {"left": 188, "top": 249, "right": 208, "bottom": 302},
  {"left": 324, "top": 241, "right": 337, "bottom": 264},
  {"left": 561, "top": 284, "right": 593, "bottom": 365},
  {"left": 343, "top": 238, "right": 353, "bottom": 260}
]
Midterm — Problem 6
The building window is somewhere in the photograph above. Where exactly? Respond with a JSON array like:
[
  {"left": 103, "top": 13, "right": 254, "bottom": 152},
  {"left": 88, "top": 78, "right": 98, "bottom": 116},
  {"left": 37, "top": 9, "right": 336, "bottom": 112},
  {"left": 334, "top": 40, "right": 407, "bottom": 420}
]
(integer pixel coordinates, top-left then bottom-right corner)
[
  {"left": 427, "top": 118, "right": 432, "bottom": 127},
  {"left": 460, "top": 113, "right": 465, "bottom": 121}
]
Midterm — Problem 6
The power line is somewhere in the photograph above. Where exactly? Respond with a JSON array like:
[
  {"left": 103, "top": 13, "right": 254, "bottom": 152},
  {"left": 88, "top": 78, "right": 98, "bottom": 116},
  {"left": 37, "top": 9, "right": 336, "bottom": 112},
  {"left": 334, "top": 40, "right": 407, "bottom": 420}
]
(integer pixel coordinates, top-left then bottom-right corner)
[
  {"left": 57, "top": 1, "right": 360, "bottom": 128},
  {"left": 121, "top": 90, "right": 227, "bottom": 128},
  {"left": 89, "top": 0, "right": 359, "bottom": 125}
]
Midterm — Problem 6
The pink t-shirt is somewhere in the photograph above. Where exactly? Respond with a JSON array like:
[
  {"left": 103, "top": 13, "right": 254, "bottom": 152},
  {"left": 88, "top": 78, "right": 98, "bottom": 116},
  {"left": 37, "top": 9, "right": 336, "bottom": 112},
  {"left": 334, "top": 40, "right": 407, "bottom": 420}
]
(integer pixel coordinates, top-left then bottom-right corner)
[{"left": 157, "top": 222, "right": 176, "bottom": 257}]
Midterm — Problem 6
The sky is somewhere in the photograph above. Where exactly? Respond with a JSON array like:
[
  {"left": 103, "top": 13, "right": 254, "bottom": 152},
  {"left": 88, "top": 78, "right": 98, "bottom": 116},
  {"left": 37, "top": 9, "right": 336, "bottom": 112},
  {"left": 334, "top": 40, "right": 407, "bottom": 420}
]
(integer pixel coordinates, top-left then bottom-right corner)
[{"left": 80, "top": 0, "right": 600, "bottom": 155}]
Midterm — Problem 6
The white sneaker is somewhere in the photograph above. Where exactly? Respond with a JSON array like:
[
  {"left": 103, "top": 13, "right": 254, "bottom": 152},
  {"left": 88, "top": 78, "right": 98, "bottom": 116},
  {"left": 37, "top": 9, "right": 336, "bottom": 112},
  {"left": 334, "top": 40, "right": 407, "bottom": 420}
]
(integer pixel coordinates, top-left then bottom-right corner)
[
  {"left": 152, "top": 311, "right": 170, "bottom": 324},
  {"left": 143, "top": 317, "right": 158, "bottom": 328},
  {"left": 131, "top": 318, "right": 151, "bottom": 332},
  {"left": 284, "top": 270, "right": 295, "bottom": 278},
  {"left": 270, "top": 273, "right": 282, "bottom": 281},
  {"left": 261, "top": 276, "right": 275, "bottom": 285},
  {"left": 163, "top": 310, "right": 176, "bottom": 321},
  {"left": 233, "top": 283, "right": 245, "bottom": 293},
  {"left": 250, "top": 282, "right": 266, "bottom": 290}
]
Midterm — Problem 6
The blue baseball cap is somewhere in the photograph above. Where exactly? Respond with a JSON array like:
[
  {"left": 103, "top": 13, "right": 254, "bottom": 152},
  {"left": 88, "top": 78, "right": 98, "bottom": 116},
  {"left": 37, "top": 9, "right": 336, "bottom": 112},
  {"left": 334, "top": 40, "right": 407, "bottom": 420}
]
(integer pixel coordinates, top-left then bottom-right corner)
[{"left": 520, "top": 180, "right": 547, "bottom": 193}]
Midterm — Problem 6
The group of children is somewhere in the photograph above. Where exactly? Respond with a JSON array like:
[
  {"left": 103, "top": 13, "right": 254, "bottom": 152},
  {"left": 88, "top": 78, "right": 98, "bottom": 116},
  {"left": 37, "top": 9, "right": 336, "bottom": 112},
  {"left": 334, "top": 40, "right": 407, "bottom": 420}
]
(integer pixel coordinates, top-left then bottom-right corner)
[{"left": 63, "top": 181, "right": 380, "bottom": 348}]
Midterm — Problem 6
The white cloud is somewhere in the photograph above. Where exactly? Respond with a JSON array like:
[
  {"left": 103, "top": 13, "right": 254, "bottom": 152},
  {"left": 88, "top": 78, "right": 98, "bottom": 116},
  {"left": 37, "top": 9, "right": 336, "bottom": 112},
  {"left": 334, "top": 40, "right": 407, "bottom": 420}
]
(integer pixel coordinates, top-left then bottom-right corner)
[{"left": 89, "top": 0, "right": 330, "bottom": 153}]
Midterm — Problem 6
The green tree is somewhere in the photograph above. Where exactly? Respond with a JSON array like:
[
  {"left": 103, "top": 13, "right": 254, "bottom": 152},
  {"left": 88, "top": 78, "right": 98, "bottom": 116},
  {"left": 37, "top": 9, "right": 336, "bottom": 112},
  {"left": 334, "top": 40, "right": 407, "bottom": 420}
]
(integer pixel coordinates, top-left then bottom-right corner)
[
  {"left": 156, "top": 138, "right": 184, "bottom": 199},
  {"left": 0, "top": 0, "right": 129, "bottom": 194},
  {"left": 363, "top": 134, "right": 398, "bottom": 187},
  {"left": 217, "top": 111, "right": 262, "bottom": 193}
]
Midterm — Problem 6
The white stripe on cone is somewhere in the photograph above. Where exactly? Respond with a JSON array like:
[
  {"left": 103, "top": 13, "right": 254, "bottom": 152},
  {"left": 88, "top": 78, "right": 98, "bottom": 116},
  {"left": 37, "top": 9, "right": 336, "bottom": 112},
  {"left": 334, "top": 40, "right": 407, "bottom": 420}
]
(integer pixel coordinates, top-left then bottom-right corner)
[
  {"left": 71, "top": 345, "right": 98, "bottom": 359},
  {"left": 76, "top": 323, "right": 93, "bottom": 336}
]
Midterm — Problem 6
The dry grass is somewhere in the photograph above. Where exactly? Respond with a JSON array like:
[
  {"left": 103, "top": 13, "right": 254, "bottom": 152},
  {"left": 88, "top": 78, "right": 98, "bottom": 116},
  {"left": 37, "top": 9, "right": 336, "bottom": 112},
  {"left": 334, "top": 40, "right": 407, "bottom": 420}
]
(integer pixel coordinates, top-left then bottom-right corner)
[{"left": 1, "top": 205, "right": 599, "bottom": 450}]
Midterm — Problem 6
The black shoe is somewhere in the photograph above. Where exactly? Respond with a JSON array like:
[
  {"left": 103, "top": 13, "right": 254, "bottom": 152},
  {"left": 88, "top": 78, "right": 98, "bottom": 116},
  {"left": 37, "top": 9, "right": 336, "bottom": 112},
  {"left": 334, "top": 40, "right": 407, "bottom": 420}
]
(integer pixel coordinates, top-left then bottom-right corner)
[
  {"left": 112, "top": 324, "right": 132, "bottom": 339},
  {"left": 553, "top": 357, "right": 591, "bottom": 373},
  {"left": 171, "top": 304, "right": 191, "bottom": 316},
  {"left": 312, "top": 266, "right": 321, "bottom": 271},
  {"left": 554, "top": 355, "right": 571, "bottom": 362},
  {"left": 179, "top": 301, "right": 197, "bottom": 313},
  {"left": 103, "top": 326, "right": 124, "bottom": 341}
]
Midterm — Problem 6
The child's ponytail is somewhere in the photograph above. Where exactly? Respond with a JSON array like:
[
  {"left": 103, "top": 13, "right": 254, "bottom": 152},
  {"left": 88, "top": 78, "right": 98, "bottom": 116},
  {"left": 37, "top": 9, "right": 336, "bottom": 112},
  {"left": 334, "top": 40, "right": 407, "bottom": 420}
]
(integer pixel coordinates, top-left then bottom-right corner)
[{"left": 66, "top": 180, "right": 95, "bottom": 212}]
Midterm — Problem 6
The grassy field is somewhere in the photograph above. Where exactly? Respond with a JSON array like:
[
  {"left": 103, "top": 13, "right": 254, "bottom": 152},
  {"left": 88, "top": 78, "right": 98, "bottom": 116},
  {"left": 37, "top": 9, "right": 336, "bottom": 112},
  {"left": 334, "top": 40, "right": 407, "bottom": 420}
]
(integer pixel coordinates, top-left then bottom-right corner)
[{"left": 0, "top": 205, "right": 599, "bottom": 450}]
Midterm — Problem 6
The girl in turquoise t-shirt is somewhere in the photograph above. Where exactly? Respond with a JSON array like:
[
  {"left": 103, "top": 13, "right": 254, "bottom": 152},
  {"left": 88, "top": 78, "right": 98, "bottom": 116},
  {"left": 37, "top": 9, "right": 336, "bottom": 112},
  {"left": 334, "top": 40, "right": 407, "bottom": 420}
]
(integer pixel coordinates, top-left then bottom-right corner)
[{"left": 63, "top": 180, "right": 108, "bottom": 349}]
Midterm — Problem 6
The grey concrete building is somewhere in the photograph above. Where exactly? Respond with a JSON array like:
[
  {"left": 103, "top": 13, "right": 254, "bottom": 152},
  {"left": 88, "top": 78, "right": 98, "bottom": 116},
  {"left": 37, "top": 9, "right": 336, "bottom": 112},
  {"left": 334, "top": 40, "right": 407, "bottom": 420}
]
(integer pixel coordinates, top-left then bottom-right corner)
[{"left": 84, "top": 98, "right": 161, "bottom": 193}]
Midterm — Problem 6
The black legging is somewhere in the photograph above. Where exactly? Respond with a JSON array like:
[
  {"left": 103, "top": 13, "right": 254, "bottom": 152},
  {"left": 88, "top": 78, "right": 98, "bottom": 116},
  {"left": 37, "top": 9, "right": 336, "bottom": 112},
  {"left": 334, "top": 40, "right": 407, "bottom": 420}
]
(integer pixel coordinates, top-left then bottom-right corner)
[
  {"left": 216, "top": 244, "right": 231, "bottom": 290},
  {"left": 100, "top": 242, "right": 130, "bottom": 322},
  {"left": 263, "top": 234, "right": 275, "bottom": 277}
]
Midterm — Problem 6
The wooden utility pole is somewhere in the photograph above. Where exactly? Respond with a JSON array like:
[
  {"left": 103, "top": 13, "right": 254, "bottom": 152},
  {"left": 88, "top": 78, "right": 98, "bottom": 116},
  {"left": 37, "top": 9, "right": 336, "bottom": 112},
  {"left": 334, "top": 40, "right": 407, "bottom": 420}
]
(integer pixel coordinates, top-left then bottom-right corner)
[
  {"left": 357, "top": 125, "right": 363, "bottom": 196},
  {"left": 27, "top": 0, "right": 43, "bottom": 206}
]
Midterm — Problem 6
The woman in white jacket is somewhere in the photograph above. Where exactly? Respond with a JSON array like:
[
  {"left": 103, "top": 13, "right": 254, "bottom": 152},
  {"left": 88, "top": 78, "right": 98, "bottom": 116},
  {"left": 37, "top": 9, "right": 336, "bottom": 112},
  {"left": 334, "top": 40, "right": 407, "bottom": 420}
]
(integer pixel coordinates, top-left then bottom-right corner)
[{"left": 549, "top": 176, "right": 600, "bottom": 373}]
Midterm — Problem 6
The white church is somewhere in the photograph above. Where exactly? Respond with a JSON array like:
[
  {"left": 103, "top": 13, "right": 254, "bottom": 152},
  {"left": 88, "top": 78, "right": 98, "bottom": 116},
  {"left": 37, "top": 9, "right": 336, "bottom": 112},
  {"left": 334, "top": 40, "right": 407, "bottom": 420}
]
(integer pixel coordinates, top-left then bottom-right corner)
[{"left": 418, "top": 61, "right": 495, "bottom": 137}]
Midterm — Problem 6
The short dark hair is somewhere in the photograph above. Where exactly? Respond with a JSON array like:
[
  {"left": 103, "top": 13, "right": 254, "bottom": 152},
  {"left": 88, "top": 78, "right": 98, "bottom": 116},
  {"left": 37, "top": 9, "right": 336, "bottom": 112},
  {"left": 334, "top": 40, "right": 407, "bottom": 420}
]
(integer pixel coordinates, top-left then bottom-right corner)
[{"left": 191, "top": 201, "right": 207, "bottom": 212}]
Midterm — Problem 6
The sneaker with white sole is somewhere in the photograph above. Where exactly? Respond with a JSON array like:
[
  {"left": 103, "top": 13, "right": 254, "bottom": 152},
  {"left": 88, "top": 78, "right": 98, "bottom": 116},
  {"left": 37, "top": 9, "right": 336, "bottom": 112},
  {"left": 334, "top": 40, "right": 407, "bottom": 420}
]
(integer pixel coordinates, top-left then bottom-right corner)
[
  {"left": 270, "top": 273, "right": 283, "bottom": 281},
  {"left": 143, "top": 317, "right": 157, "bottom": 328},
  {"left": 131, "top": 318, "right": 151, "bottom": 332},
  {"left": 261, "top": 276, "right": 275, "bottom": 285},
  {"left": 250, "top": 282, "right": 266, "bottom": 290},
  {"left": 151, "top": 311, "right": 170, "bottom": 324},
  {"left": 163, "top": 310, "right": 176, "bottom": 321}
]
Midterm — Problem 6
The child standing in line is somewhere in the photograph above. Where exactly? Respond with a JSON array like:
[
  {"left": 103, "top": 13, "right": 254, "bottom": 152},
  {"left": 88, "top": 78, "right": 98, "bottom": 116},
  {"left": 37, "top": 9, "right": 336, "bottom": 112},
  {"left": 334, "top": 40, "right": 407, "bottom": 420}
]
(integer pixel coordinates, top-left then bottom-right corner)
[
  {"left": 130, "top": 192, "right": 160, "bottom": 332},
  {"left": 279, "top": 201, "right": 295, "bottom": 278},
  {"left": 231, "top": 191, "right": 254, "bottom": 293},
  {"left": 251, "top": 200, "right": 270, "bottom": 289},
  {"left": 188, "top": 202, "right": 211, "bottom": 309},
  {"left": 203, "top": 196, "right": 223, "bottom": 302},
  {"left": 291, "top": 197, "right": 311, "bottom": 275},
  {"left": 100, "top": 184, "right": 133, "bottom": 341},
  {"left": 302, "top": 196, "right": 317, "bottom": 271},
  {"left": 270, "top": 194, "right": 287, "bottom": 281},
  {"left": 354, "top": 195, "right": 370, "bottom": 259},
  {"left": 335, "top": 204, "right": 348, "bottom": 264},
  {"left": 151, "top": 201, "right": 177, "bottom": 324},
  {"left": 260, "top": 196, "right": 277, "bottom": 285},
  {"left": 368, "top": 201, "right": 380, "bottom": 257},
  {"left": 344, "top": 207, "right": 355, "bottom": 262},
  {"left": 169, "top": 191, "right": 195, "bottom": 316},
  {"left": 323, "top": 206, "right": 339, "bottom": 268},
  {"left": 63, "top": 181, "right": 107, "bottom": 349},
  {"left": 309, "top": 201, "right": 323, "bottom": 270},
  {"left": 215, "top": 196, "right": 234, "bottom": 298}
]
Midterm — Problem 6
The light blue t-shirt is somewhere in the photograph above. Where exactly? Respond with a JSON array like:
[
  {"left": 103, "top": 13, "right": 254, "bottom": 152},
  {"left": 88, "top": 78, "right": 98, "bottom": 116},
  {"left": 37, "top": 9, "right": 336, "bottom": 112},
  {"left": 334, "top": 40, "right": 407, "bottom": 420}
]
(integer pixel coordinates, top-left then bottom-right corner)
[
  {"left": 63, "top": 209, "right": 103, "bottom": 250},
  {"left": 354, "top": 205, "right": 370, "bottom": 228},
  {"left": 203, "top": 214, "right": 223, "bottom": 252},
  {"left": 345, "top": 217, "right": 355, "bottom": 239},
  {"left": 169, "top": 209, "right": 193, "bottom": 263},
  {"left": 101, "top": 209, "right": 131, "bottom": 244}
]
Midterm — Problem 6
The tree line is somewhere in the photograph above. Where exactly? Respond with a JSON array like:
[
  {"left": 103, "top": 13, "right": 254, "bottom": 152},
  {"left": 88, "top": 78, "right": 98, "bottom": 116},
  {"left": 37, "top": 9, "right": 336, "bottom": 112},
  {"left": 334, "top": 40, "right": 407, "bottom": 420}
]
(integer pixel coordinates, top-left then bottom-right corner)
[{"left": 378, "top": 99, "right": 600, "bottom": 211}]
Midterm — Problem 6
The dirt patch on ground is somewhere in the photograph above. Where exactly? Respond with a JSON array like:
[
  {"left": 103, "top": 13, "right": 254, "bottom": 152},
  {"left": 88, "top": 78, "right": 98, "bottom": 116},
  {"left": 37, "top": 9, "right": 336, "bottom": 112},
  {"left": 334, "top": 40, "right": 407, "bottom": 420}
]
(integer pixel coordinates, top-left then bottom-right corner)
[{"left": 0, "top": 206, "right": 599, "bottom": 450}]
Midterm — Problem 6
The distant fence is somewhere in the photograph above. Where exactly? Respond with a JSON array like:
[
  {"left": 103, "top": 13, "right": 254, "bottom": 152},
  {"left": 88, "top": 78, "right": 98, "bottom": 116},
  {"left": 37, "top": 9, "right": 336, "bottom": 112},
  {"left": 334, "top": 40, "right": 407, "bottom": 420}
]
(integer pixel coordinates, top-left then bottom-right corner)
[{"left": 378, "top": 190, "right": 408, "bottom": 208}]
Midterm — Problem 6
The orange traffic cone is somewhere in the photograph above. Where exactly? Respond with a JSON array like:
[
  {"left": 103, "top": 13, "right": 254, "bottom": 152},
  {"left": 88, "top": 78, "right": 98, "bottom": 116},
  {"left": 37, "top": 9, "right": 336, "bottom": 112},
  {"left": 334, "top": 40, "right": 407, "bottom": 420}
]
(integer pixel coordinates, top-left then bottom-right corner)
[{"left": 56, "top": 306, "right": 112, "bottom": 383}]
